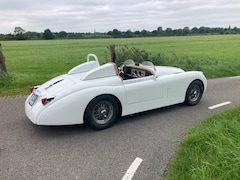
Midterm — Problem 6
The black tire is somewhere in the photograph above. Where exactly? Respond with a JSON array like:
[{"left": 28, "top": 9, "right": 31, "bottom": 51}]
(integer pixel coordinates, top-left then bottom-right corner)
[
  {"left": 184, "top": 80, "right": 203, "bottom": 106},
  {"left": 85, "top": 95, "right": 119, "bottom": 130}
]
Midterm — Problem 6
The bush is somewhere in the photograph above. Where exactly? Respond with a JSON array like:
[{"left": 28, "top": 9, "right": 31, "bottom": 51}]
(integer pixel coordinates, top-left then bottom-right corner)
[
  {"left": 0, "top": 73, "right": 14, "bottom": 88},
  {"left": 115, "top": 45, "right": 239, "bottom": 79}
]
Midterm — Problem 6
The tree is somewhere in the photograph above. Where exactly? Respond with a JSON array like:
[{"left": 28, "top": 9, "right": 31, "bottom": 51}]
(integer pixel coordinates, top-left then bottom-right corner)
[
  {"left": 14, "top": 26, "right": 25, "bottom": 34},
  {"left": 191, "top": 27, "right": 199, "bottom": 34},
  {"left": 14, "top": 26, "right": 27, "bottom": 40},
  {"left": 232, "top": 27, "right": 240, "bottom": 34},
  {"left": 58, "top": 31, "right": 67, "bottom": 38},
  {"left": 112, "top": 29, "right": 122, "bottom": 38},
  {"left": 124, "top": 30, "right": 133, "bottom": 38},
  {"left": 174, "top": 29, "right": 183, "bottom": 36},
  {"left": 183, "top": 27, "right": 190, "bottom": 35},
  {"left": 152, "top": 30, "right": 159, "bottom": 36},
  {"left": 165, "top": 27, "right": 173, "bottom": 35},
  {"left": 157, "top": 26, "right": 163, "bottom": 34},
  {"left": 199, "top": 26, "right": 206, "bottom": 33},
  {"left": 25, "top": 31, "right": 41, "bottom": 40},
  {"left": 43, "top": 28, "right": 53, "bottom": 40},
  {"left": 134, "top": 30, "right": 140, "bottom": 36},
  {"left": 140, "top": 29, "right": 148, "bottom": 36},
  {"left": 0, "top": 44, "right": 7, "bottom": 73}
]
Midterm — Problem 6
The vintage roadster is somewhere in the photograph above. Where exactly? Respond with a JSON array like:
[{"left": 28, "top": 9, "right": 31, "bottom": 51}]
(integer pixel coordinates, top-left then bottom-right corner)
[{"left": 25, "top": 54, "right": 207, "bottom": 130}]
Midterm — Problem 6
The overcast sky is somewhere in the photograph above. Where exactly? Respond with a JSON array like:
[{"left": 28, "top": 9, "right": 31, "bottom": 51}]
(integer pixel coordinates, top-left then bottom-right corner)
[{"left": 1, "top": 0, "right": 240, "bottom": 34}]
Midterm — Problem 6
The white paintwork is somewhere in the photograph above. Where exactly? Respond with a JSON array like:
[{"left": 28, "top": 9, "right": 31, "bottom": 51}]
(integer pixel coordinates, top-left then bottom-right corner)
[
  {"left": 82, "top": 63, "right": 117, "bottom": 80},
  {"left": 68, "top": 54, "right": 100, "bottom": 74},
  {"left": 25, "top": 54, "right": 207, "bottom": 126}
]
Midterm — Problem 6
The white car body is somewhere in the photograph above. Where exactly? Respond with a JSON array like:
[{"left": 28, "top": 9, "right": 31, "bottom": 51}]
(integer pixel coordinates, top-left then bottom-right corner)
[{"left": 25, "top": 54, "right": 207, "bottom": 129}]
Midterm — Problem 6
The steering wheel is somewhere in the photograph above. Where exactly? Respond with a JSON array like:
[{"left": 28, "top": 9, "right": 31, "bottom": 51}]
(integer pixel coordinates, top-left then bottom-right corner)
[
  {"left": 120, "top": 59, "right": 134, "bottom": 73},
  {"left": 119, "top": 63, "right": 125, "bottom": 76}
]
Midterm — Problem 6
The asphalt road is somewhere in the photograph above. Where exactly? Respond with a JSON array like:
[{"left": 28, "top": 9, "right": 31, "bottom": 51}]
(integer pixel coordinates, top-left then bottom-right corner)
[{"left": 0, "top": 76, "right": 239, "bottom": 180}]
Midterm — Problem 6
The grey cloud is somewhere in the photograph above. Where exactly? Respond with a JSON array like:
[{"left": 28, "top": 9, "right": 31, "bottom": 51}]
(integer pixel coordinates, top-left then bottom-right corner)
[{"left": 1, "top": 0, "right": 240, "bottom": 33}]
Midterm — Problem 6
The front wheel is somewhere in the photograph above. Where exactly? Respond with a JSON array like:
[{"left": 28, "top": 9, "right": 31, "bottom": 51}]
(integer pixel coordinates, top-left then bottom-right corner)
[
  {"left": 184, "top": 80, "right": 203, "bottom": 106},
  {"left": 84, "top": 95, "right": 119, "bottom": 130}
]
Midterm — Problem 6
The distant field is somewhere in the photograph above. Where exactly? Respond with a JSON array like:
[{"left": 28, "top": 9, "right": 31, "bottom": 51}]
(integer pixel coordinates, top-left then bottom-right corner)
[{"left": 0, "top": 35, "right": 240, "bottom": 96}]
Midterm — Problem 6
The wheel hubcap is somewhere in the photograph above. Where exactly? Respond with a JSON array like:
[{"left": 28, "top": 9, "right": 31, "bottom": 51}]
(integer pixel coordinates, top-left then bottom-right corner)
[
  {"left": 92, "top": 101, "right": 113, "bottom": 125},
  {"left": 189, "top": 85, "right": 200, "bottom": 102}
]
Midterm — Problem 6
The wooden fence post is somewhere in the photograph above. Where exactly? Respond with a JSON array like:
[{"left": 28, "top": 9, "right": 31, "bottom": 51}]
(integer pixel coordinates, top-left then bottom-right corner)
[
  {"left": 0, "top": 44, "right": 7, "bottom": 73},
  {"left": 110, "top": 44, "right": 116, "bottom": 63}
]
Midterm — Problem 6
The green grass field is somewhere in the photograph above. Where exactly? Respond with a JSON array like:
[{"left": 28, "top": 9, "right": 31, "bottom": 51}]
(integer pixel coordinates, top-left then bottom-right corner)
[
  {"left": 165, "top": 106, "right": 240, "bottom": 180},
  {"left": 0, "top": 35, "right": 240, "bottom": 96}
]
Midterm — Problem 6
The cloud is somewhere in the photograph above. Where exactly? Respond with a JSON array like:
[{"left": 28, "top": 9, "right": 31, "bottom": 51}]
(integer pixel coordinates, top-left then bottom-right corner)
[{"left": 1, "top": 0, "right": 240, "bottom": 34}]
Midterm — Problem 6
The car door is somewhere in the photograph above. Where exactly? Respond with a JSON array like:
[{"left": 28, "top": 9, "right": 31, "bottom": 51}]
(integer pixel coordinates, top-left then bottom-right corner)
[{"left": 123, "top": 76, "right": 163, "bottom": 104}]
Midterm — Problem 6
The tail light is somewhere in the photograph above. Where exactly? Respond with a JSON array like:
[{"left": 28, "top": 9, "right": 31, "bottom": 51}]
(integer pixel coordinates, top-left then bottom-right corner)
[
  {"left": 29, "top": 86, "right": 39, "bottom": 93},
  {"left": 30, "top": 87, "right": 35, "bottom": 93},
  {"left": 41, "top": 97, "right": 55, "bottom": 105}
]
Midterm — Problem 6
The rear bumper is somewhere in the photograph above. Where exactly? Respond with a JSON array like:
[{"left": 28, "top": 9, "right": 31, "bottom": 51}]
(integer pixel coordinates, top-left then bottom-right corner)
[{"left": 25, "top": 98, "right": 38, "bottom": 124}]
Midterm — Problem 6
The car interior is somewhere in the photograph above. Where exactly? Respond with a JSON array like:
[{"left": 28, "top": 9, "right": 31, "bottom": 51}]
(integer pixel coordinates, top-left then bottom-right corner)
[{"left": 118, "top": 60, "right": 155, "bottom": 80}]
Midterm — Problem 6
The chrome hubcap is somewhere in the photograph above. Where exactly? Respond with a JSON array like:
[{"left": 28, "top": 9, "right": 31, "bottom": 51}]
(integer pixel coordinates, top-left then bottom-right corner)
[
  {"left": 189, "top": 85, "right": 200, "bottom": 102},
  {"left": 92, "top": 101, "right": 113, "bottom": 125}
]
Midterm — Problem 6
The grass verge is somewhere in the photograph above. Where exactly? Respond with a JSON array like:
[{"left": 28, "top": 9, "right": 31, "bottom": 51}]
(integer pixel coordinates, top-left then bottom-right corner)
[{"left": 165, "top": 106, "right": 240, "bottom": 180}]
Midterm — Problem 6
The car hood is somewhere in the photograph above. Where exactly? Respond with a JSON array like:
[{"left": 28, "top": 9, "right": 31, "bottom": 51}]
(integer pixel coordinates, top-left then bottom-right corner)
[{"left": 155, "top": 66, "right": 185, "bottom": 76}]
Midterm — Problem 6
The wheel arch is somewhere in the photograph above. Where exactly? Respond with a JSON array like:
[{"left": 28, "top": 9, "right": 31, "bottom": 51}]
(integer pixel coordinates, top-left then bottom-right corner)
[
  {"left": 189, "top": 79, "right": 204, "bottom": 91},
  {"left": 83, "top": 94, "right": 123, "bottom": 123}
]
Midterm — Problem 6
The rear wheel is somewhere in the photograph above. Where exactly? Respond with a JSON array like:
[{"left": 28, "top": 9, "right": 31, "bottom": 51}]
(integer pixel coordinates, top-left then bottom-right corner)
[
  {"left": 184, "top": 80, "right": 203, "bottom": 106},
  {"left": 85, "top": 95, "right": 119, "bottom": 130}
]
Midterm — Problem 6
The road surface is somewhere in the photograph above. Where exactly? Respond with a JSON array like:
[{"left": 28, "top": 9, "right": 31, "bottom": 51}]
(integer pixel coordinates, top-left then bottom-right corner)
[{"left": 0, "top": 76, "right": 239, "bottom": 180}]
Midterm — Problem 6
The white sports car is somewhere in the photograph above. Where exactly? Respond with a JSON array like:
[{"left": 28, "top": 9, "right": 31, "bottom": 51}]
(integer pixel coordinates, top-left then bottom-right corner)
[{"left": 25, "top": 54, "right": 207, "bottom": 130}]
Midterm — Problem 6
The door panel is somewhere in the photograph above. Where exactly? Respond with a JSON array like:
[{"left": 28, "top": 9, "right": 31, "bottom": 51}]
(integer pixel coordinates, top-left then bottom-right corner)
[{"left": 123, "top": 76, "right": 163, "bottom": 104}]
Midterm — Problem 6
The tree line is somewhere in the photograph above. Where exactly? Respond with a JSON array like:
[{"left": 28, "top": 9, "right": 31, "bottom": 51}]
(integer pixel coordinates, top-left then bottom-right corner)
[{"left": 1, "top": 26, "right": 240, "bottom": 40}]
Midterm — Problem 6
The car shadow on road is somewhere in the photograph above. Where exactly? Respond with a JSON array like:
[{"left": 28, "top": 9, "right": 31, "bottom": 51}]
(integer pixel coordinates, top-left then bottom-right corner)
[
  {"left": 116, "top": 103, "right": 186, "bottom": 126},
  {"left": 25, "top": 103, "right": 188, "bottom": 137},
  {"left": 28, "top": 122, "right": 93, "bottom": 138}
]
